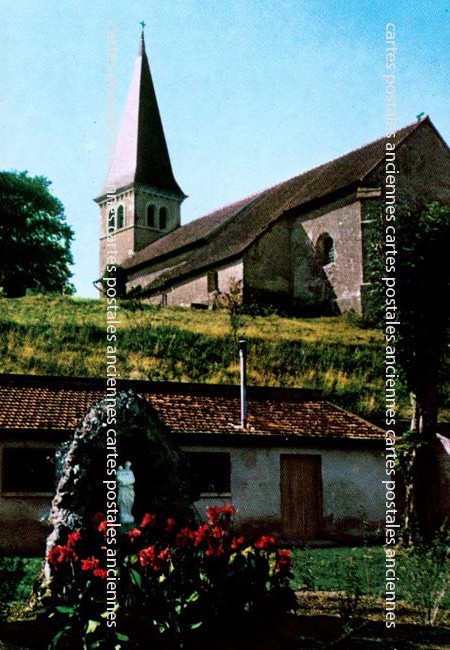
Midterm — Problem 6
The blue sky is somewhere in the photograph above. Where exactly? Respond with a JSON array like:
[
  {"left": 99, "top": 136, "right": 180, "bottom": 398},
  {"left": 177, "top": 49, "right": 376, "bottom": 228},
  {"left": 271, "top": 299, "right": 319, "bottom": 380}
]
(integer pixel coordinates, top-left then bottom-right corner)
[{"left": 1, "top": 1, "right": 449, "bottom": 297}]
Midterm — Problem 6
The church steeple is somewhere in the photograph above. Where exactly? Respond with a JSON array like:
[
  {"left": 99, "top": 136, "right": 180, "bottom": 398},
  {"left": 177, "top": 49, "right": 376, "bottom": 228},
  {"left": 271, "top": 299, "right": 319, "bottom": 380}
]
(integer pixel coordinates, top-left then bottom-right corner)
[
  {"left": 96, "top": 27, "right": 185, "bottom": 273},
  {"left": 102, "top": 30, "right": 184, "bottom": 197}
]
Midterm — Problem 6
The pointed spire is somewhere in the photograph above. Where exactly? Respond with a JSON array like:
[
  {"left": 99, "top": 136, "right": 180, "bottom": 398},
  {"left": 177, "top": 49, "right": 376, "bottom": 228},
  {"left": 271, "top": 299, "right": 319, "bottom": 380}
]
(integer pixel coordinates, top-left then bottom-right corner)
[
  {"left": 139, "top": 21, "right": 146, "bottom": 55},
  {"left": 100, "top": 28, "right": 184, "bottom": 198}
]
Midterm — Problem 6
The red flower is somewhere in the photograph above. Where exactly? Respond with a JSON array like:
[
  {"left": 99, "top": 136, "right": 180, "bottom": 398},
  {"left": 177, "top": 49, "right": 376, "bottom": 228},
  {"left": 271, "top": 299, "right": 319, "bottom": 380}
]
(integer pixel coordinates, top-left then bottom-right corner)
[
  {"left": 81, "top": 556, "right": 100, "bottom": 572},
  {"left": 139, "top": 545, "right": 170, "bottom": 572},
  {"left": 165, "top": 518, "right": 177, "bottom": 534},
  {"left": 205, "top": 543, "right": 225, "bottom": 557},
  {"left": 231, "top": 535, "right": 246, "bottom": 550},
  {"left": 206, "top": 506, "right": 221, "bottom": 525},
  {"left": 254, "top": 535, "right": 277, "bottom": 550},
  {"left": 140, "top": 513, "right": 157, "bottom": 528},
  {"left": 47, "top": 544, "right": 77, "bottom": 567},
  {"left": 175, "top": 527, "right": 194, "bottom": 549},
  {"left": 220, "top": 504, "right": 236, "bottom": 517},
  {"left": 276, "top": 549, "right": 293, "bottom": 571},
  {"left": 139, "top": 545, "right": 157, "bottom": 567},
  {"left": 67, "top": 531, "right": 82, "bottom": 548},
  {"left": 92, "top": 512, "right": 105, "bottom": 528},
  {"left": 98, "top": 520, "right": 109, "bottom": 533},
  {"left": 158, "top": 547, "right": 171, "bottom": 562},
  {"left": 128, "top": 528, "right": 142, "bottom": 541},
  {"left": 93, "top": 568, "right": 108, "bottom": 579},
  {"left": 193, "top": 524, "right": 212, "bottom": 547},
  {"left": 212, "top": 525, "right": 225, "bottom": 540},
  {"left": 206, "top": 504, "right": 236, "bottom": 528}
]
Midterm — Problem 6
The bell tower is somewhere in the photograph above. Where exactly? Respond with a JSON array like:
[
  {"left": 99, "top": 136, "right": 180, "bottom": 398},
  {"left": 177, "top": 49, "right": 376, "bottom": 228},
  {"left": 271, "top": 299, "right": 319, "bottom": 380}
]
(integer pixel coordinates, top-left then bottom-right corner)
[{"left": 95, "top": 27, "right": 186, "bottom": 273}]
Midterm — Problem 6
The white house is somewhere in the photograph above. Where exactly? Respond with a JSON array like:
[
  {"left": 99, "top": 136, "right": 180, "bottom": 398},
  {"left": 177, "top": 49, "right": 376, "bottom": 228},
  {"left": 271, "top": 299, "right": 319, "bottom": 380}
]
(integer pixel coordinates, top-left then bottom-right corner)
[{"left": 0, "top": 373, "right": 387, "bottom": 552}]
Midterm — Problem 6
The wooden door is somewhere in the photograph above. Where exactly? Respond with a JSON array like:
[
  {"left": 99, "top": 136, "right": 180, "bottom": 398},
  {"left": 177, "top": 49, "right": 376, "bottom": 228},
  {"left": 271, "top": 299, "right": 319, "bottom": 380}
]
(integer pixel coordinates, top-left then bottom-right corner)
[{"left": 280, "top": 454, "right": 322, "bottom": 540}]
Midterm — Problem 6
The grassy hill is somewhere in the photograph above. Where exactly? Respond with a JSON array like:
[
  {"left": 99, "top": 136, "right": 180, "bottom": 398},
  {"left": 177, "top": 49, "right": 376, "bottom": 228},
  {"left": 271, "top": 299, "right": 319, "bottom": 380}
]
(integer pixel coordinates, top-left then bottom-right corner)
[{"left": 0, "top": 295, "right": 411, "bottom": 423}]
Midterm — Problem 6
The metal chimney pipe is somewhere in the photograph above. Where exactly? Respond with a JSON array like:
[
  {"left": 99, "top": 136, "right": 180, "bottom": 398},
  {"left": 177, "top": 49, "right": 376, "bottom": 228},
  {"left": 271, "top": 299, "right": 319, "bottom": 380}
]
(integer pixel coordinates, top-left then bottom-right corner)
[{"left": 239, "top": 339, "right": 248, "bottom": 429}]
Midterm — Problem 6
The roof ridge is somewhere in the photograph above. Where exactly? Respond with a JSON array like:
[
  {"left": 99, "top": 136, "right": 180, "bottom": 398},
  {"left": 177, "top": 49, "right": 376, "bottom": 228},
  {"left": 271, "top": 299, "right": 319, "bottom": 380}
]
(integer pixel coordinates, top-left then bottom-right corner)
[
  {"left": 0, "top": 372, "right": 321, "bottom": 400},
  {"left": 124, "top": 117, "right": 437, "bottom": 280},
  {"left": 256, "top": 117, "right": 425, "bottom": 198},
  {"left": 361, "top": 116, "right": 427, "bottom": 180}
]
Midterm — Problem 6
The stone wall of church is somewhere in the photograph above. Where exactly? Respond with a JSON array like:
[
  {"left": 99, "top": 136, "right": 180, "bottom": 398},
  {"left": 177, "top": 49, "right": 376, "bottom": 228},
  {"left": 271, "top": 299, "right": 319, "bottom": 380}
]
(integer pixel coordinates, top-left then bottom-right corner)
[
  {"left": 299, "top": 199, "right": 363, "bottom": 314},
  {"left": 244, "top": 196, "right": 364, "bottom": 314},
  {"left": 244, "top": 219, "right": 294, "bottom": 309},
  {"left": 135, "top": 261, "right": 244, "bottom": 307},
  {"left": 134, "top": 190, "right": 181, "bottom": 253},
  {"left": 365, "top": 120, "right": 450, "bottom": 203},
  {"left": 99, "top": 189, "right": 183, "bottom": 275},
  {"left": 99, "top": 189, "right": 136, "bottom": 273}
]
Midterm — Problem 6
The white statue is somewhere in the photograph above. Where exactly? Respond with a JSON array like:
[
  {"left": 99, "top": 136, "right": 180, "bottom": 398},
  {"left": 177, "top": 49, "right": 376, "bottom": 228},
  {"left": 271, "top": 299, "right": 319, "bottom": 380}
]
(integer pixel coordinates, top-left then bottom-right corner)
[{"left": 117, "top": 461, "right": 135, "bottom": 524}]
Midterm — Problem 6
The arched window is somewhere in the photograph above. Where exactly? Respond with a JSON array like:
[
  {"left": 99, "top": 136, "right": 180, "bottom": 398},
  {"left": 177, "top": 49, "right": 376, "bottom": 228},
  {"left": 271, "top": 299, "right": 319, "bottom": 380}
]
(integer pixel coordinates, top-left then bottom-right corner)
[
  {"left": 146, "top": 204, "right": 156, "bottom": 227},
  {"left": 159, "top": 206, "right": 168, "bottom": 230},
  {"left": 108, "top": 209, "right": 116, "bottom": 232},
  {"left": 316, "top": 233, "right": 335, "bottom": 265},
  {"left": 117, "top": 205, "right": 125, "bottom": 229}
]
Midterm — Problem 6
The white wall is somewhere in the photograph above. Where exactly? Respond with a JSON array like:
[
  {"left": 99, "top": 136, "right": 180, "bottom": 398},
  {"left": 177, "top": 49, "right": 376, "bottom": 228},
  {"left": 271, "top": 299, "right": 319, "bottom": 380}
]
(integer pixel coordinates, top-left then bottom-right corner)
[{"left": 181, "top": 444, "right": 385, "bottom": 539}]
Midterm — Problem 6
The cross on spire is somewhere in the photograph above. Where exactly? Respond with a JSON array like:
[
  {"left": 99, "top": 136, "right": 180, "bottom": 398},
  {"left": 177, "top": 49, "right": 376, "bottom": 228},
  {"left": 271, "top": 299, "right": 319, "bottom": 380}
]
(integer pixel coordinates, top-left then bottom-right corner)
[{"left": 140, "top": 20, "right": 146, "bottom": 31}]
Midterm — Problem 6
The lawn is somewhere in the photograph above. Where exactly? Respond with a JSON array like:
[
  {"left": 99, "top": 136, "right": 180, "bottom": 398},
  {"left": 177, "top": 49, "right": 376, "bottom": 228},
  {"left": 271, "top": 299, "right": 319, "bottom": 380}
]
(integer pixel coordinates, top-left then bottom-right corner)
[{"left": 291, "top": 545, "right": 450, "bottom": 613}]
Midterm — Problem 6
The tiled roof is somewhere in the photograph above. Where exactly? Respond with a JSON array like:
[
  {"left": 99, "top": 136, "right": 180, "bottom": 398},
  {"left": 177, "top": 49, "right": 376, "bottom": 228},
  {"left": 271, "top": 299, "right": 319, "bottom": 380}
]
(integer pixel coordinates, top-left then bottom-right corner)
[
  {"left": 0, "top": 374, "right": 384, "bottom": 442},
  {"left": 123, "top": 195, "right": 258, "bottom": 270},
  {"left": 123, "top": 118, "right": 426, "bottom": 291}
]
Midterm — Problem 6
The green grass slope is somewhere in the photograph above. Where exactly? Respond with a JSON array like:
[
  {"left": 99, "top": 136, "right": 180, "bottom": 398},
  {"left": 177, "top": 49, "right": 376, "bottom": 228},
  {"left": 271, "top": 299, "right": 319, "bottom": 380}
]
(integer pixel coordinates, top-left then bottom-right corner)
[{"left": 0, "top": 295, "right": 407, "bottom": 423}]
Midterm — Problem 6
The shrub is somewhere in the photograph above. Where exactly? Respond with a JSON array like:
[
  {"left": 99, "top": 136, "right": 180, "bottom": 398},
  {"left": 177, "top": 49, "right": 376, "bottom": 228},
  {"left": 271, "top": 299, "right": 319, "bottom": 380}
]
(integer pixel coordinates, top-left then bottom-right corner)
[
  {"left": 399, "top": 528, "right": 450, "bottom": 625},
  {"left": 38, "top": 505, "right": 297, "bottom": 648}
]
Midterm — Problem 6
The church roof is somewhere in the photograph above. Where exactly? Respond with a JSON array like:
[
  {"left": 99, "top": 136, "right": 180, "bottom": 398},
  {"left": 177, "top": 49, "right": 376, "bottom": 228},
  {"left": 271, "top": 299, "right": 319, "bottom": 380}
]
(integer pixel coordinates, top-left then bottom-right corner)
[
  {"left": 96, "top": 33, "right": 184, "bottom": 200},
  {"left": 0, "top": 374, "right": 384, "bottom": 443},
  {"left": 122, "top": 117, "right": 428, "bottom": 291}
]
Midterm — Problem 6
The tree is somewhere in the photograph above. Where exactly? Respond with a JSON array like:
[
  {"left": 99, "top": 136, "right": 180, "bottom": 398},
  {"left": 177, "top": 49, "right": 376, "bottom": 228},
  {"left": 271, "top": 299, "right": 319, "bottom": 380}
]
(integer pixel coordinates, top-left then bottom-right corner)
[
  {"left": 0, "top": 171, "right": 74, "bottom": 297},
  {"left": 365, "top": 197, "right": 450, "bottom": 540}
]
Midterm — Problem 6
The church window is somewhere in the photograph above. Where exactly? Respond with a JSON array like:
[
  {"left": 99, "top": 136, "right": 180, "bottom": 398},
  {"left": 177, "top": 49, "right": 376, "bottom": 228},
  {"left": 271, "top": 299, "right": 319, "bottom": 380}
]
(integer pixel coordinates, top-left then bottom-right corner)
[
  {"left": 207, "top": 271, "right": 219, "bottom": 292},
  {"left": 147, "top": 204, "right": 156, "bottom": 228},
  {"left": 159, "top": 206, "right": 168, "bottom": 230},
  {"left": 108, "top": 209, "right": 116, "bottom": 232},
  {"left": 117, "top": 205, "right": 125, "bottom": 229},
  {"left": 316, "top": 233, "right": 335, "bottom": 265}
]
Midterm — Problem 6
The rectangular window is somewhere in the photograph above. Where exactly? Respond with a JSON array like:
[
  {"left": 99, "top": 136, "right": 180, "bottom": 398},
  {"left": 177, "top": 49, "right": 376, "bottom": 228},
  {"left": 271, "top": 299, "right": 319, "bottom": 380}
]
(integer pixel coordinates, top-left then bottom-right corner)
[
  {"left": 2, "top": 447, "right": 56, "bottom": 494},
  {"left": 186, "top": 452, "right": 231, "bottom": 495},
  {"left": 207, "top": 271, "right": 219, "bottom": 293}
]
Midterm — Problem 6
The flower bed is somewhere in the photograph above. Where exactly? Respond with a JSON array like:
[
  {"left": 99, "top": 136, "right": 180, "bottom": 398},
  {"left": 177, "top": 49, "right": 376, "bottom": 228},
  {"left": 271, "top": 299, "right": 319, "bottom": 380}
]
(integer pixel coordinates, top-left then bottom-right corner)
[{"left": 39, "top": 505, "right": 297, "bottom": 648}]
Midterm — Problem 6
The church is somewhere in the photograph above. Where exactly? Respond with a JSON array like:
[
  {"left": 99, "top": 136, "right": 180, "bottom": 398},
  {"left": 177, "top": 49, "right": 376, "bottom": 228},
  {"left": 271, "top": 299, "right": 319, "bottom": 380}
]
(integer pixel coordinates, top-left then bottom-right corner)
[{"left": 96, "top": 31, "right": 450, "bottom": 315}]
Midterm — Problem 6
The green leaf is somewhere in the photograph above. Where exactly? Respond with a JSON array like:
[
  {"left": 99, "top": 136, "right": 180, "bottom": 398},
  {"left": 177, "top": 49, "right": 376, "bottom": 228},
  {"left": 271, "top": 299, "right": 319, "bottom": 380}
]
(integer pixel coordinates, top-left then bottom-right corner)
[
  {"left": 190, "top": 621, "right": 203, "bottom": 630},
  {"left": 86, "top": 619, "right": 101, "bottom": 634},
  {"left": 54, "top": 605, "right": 74, "bottom": 615},
  {"left": 50, "top": 626, "right": 71, "bottom": 649},
  {"left": 186, "top": 590, "right": 199, "bottom": 603},
  {"left": 130, "top": 568, "right": 142, "bottom": 588}
]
